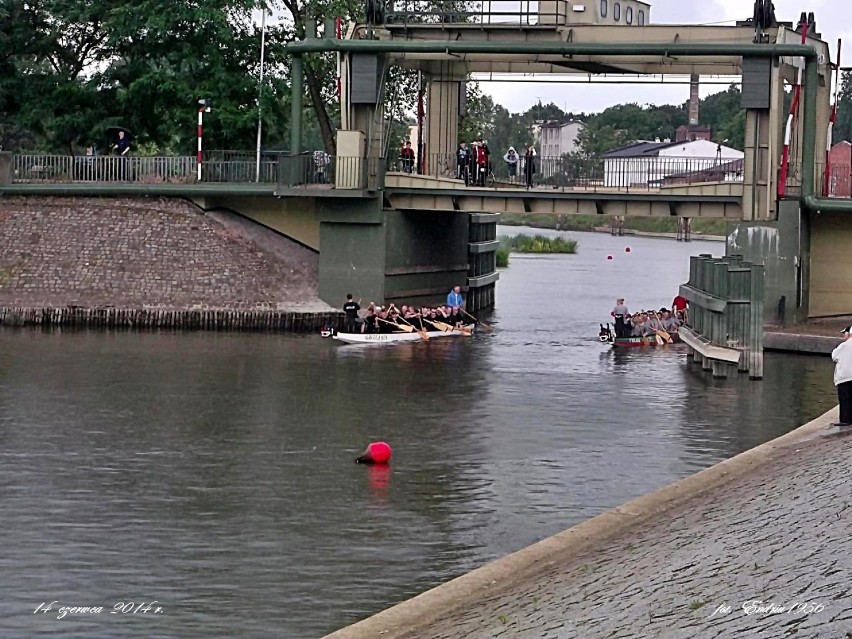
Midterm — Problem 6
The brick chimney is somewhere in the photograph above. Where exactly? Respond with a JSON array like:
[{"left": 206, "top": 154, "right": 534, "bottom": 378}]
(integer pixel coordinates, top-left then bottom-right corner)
[{"left": 688, "top": 74, "right": 700, "bottom": 126}]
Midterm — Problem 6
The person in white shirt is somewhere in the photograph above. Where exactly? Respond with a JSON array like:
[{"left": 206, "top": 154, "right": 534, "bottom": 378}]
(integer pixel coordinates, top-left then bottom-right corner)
[{"left": 832, "top": 325, "right": 852, "bottom": 426}]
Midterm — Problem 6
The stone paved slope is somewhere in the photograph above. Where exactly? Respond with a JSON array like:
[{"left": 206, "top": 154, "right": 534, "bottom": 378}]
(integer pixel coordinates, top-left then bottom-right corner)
[
  {"left": 0, "top": 196, "right": 331, "bottom": 311},
  {"left": 398, "top": 433, "right": 852, "bottom": 639}
]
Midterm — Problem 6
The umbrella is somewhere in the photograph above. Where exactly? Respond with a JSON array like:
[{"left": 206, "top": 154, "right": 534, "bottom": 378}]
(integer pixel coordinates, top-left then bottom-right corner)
[{"left": 105, "top": 126, "right": 132, "bottom": 139}]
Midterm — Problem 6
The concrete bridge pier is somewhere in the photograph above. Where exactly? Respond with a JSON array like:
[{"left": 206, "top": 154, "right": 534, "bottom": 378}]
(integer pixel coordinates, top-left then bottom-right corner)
[
  {"left": 423, "top": 62, "right": 467, "bottom": 176},
  {"left": 317, "top": 198, "right": 499, "bottom": 313}
]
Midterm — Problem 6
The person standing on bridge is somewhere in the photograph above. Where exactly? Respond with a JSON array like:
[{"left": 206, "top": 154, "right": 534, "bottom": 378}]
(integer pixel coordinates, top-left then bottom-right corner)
[
  {"left": 399, "top": 140, "right": 415, "bottom": 173},
  {"left": 456, "top": 142, "right": 469, "bottom": 183},
  {"left": 343, "top": 294, "right": 360, "bottom": 333},
  {"left": 504, "top": 147, "right": 519, "bottom": 182},
  {"left": 831, "top": 325, "right": 852, "bottom": 427},
  {"left": 447, "top": 286, "right": 464, "bottom": 309},
  {"left": 523, "top": 145, "right": 536, "bottom": 189}
]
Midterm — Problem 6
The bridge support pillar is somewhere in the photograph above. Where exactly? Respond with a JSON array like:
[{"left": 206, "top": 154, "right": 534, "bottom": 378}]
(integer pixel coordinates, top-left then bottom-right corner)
[
  {"left": 726, "top": 199, "right": 810, "bottom": 325},
  {"left": 424, "top": 62, "right": 466, "bottom": 176},
  {"left": 742, "top": 59, "right": 784, "bottom": 221},
  {"left": 317, "top": 200, "right": 498, "bottom": 312}
]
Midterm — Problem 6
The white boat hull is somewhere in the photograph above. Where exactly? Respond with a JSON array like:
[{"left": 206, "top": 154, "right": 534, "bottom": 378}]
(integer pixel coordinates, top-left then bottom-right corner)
[{"left": 330, "top": 325, "right": 474, "bottom": 345}]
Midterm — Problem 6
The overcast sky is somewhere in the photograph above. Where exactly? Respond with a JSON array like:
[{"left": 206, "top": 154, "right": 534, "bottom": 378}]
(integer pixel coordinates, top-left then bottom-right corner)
[{"left": 480, "top": 0, "right": 851, "bottom": 113}]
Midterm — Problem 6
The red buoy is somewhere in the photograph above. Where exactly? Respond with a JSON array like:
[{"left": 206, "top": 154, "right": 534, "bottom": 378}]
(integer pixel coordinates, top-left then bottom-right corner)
[
  {"left": 355, "top": 441, "right": 392, "bottom": 464},
  {"left": 625, "top": 247, "right": 631, "bottom": 253},
  {"left": 607, "top": 255, "right": 613, "bottom": 260}
]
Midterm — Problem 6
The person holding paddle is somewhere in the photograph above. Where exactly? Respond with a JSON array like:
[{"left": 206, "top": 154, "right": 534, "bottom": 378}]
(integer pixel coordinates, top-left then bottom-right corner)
[{"left": 661, "top": 309, "right": 680, "bottom": 334}]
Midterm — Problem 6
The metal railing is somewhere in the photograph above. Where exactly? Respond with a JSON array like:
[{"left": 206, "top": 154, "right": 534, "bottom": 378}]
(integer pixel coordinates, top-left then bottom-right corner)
[
  {"left": 276, "top": 154, "right": 385, "bottom": 191},
  {"left": 12, "top": 155, "right": 198, "bottom": 184},
  {"left": 389, "top": 153, "right": 747, "bottom": 191},
  {"left": 786, "top": 162, "right": 852, "bottom": 198},
  {"left": 821, "top": 163, "right": 851, "bottom": 198},
  {"left": 11, "top": 151, "right": 843, "bottom": 198},
  {"left": 382, "top": 0, "right": 568, "bottom": 27}
]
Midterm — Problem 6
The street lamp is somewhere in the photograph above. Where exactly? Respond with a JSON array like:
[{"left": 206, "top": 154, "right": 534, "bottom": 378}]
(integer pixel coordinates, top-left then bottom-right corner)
[
  {"left": 255, "top": 5, "right": 268, "bottom": 183},
  {"left": 197, "top": 98, "right": 212, "bottom": 181}
]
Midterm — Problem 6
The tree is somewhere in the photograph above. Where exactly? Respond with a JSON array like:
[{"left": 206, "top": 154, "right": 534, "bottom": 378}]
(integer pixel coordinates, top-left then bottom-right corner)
[
  {"left": 834, "top": 70, "right": 852, "bottom": 144},
  {"left": 0, "top": 0, "right": 276, "bottom": 153},
  {"left": 698, "top": 84, "right": 745, "bottom": 148},
  {"left": 459, "top": 83, "right": 496, "bottom": 143}
]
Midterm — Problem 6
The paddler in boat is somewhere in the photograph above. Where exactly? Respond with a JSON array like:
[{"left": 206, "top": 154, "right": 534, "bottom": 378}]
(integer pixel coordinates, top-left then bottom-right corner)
[
  {"left": 661, "top": 309, "right": 681, "bottom": 333},
  {"left": 362, "top": 303, "right": 377, "bottom": 333},
  {"left": 646, "top": 311, "right": 664, "bottom": 333},
  {"left": 449, "top": 306, "right": 465, "bottom": 329},
  {"left": 404, "top": 305, "right": 422, "bottom": 329},
  {"left": 631, "top": 313, "right": 650, "bottom": 338}
]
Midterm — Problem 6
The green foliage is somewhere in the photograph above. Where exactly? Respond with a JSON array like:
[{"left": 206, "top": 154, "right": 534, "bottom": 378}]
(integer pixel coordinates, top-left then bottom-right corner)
[
  {"left": 0, "top": 0, "right": 784, "bottom": 161},
  {"left": 459, "top": 83, "right": 497, "bottom": 144},
  {"left": 1, "top": 0, "right": 280, "bottom": 153},
  {"left": 499, "top": 234, "right": 578, "bottom": 254},
  {"left": 834, "top": 70, "right": 852, "bottom": 144},
  {"left": 495, "top": 247, "right": 510, "bottom": 267}
]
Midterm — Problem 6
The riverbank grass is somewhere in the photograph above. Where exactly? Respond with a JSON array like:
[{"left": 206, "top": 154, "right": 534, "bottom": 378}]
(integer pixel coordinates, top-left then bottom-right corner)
[
  {"left": 499, "top": 234, "right": 578, "bottom": 254},
  {"left": 496, "top": 247, "right": 510, "bottom": 267}
]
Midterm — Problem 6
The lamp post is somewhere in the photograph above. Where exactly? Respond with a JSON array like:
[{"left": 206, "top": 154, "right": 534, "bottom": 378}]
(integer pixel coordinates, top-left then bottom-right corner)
[
  {"left": 197, "top": 98, "right": 212, "bottom": 181},
  {"left": 255, "top": 5, "right": 268, "bottom": 183}
]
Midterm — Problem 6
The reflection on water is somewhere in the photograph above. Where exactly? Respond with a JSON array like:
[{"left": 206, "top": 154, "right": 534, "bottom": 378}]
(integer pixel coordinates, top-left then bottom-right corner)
[{"left": 0, "top": 230, "right": 836, "bottom": 638}]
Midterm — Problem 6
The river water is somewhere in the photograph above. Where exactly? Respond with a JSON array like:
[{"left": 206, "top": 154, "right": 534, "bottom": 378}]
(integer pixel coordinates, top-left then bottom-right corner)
[{"left": 0, "top": 229, "right": 836, "bottom": 638}]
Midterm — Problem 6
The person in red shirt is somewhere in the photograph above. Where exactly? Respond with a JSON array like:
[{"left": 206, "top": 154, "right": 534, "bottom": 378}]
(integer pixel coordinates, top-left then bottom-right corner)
[{"left": 672, "top": 294, "right": 688, "bottom": 323}]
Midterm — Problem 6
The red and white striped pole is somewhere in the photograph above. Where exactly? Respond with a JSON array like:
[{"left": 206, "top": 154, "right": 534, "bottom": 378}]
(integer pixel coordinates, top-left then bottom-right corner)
[
  {"left": 778, "top": 19, "right": 809, "bottom": 199},
  {"left": 335, "top": 17, "right": 342, "bottom": 98},
  {"left": 197, "top": 98, "right": 211, "bottom": 181},
  {"left": 197, "top": 107, "right": 203, "bottom": 181}
]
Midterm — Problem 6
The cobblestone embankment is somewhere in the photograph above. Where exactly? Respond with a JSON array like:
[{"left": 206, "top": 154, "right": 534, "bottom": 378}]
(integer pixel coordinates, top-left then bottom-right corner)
[
  {"left": 0, "top": 196, "right": 339, "bottom": 331},
  {"left": 324, "top": 408, "right": 852, "bottom": 639}
]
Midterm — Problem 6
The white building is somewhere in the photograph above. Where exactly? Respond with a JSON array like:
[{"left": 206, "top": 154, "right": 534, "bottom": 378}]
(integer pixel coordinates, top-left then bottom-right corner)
[
  {"left": 602, "top": 139, "right": 744, "bottom": 188},
  {"left": 538, "top": 0, "right": 651, "bottom": 25},
  {"left": 539, "top": 120, "right": 585, "bottom": 158}
]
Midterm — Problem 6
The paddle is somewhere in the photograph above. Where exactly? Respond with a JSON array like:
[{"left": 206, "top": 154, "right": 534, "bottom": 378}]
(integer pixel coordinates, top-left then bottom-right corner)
[
  {"left": 377, "top": 317, "right": 413, "bottom": 332},
  {"left": 460, "top": 308, "right": 493, "bottom": 332},
  {"left": 653, "top": 312, "right": 673, "bottom": 344},
  {"left": 425, "top": 318, "right": 472, "bottom": 336},
  {"left": 423, "top": 318, "right": 452, "bottom": 332},
  {"left": 396, "top": 314, "right": 430, "bottom": 341}
]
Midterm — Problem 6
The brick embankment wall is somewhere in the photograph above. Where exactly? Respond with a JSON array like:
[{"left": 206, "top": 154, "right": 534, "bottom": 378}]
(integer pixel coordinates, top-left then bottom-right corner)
[{"left": 0, "top": 196, "right": 340, "bottom": 332}]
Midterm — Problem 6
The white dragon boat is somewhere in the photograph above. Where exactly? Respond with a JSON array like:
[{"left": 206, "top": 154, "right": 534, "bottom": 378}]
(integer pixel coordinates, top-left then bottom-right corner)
[{"left": 322, "top": 324, "right": 475, "bottom": 345}]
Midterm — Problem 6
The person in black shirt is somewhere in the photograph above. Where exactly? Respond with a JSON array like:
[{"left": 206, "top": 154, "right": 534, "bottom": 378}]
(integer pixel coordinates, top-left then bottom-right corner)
[{"left": 343, "top": 294, "right": 360, "bottom": 333}]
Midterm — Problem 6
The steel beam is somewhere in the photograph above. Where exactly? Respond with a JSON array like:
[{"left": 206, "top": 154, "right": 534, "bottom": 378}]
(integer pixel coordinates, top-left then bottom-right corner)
[{"left": 287, "top": 40, "right": 817, "bottom": 59}]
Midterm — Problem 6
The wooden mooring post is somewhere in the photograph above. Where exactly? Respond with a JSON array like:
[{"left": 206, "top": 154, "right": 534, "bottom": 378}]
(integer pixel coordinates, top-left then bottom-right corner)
[
  {"left": 676, "top": 217, "right": 692, "bottom": 242},
  {"left": 678, "top": 253, "right": 764, "bottom": 380}
]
